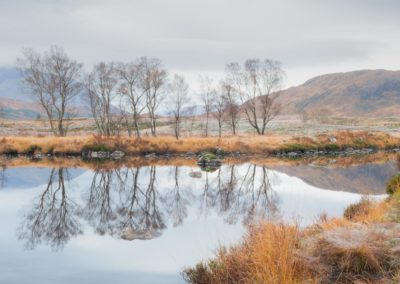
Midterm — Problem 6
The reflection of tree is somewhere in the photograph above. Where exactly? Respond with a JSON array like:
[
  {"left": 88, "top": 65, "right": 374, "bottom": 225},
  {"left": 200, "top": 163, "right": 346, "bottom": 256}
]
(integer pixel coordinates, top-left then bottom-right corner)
[
  {"left": 81, "top": 166, "right": 166, "bottom": 239},
  {"left": 17, "top": 163, "right": 280, "bottom": 250},
  {"left": 81, "top": 169, "right": 117, "bottom": 235},
  {"left": 0, "top": 165, "right": 6, "bottom": 189},
  {"left": 17, "top": 168, "right": 82, "bottom": 250},
  {"left": 211, "top": 164, "right": 279, "bottom": 225},
  {"left": 164, "top": 166, "right": 190, "bottom": 227}
]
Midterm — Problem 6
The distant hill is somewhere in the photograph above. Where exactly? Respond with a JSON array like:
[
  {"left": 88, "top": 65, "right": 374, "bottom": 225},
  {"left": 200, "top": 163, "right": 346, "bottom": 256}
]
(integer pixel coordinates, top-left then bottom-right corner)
[
  {"left": 0, "top": 98, "right": 43, "bottom": 119},
  {"left": 0, "top": 68, "right": 90, "bottom": 119},
  {"left": 276, "top": 70, "right": 400, "bottom": 117}
]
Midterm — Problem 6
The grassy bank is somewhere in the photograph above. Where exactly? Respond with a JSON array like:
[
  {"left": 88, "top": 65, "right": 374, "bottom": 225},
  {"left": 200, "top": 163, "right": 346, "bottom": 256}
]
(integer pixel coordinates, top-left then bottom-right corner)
[
  {"left": 183, "top": 175, "right": 400, "bottom": 284},
  {"left": 0, "top": 131, "right": 399, "bottom": 157}
]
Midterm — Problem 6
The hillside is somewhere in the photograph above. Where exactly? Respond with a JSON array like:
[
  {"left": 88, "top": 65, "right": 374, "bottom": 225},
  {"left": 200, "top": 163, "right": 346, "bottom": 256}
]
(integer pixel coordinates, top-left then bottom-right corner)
[{"left": 276, "top": 69, "right": 400, "bottom": 117}]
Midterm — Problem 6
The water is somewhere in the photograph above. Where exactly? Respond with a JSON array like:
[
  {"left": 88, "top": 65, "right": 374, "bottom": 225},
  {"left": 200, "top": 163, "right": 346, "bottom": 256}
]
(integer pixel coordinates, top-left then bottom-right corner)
[{"left": 0, "top": 158, "right": 397, "bottom": 284}]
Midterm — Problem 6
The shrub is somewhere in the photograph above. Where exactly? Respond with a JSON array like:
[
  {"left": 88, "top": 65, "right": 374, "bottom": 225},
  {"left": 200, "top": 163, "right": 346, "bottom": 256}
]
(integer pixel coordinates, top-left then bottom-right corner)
[
  {"left": 3, "top": 147, "right": 18, "bottom": 155},
  {"left": 24, "top": 145, "right": 42, "bottom": 155},
  {"left": 344, "top": 197, "right": 372, "bottom": 221},
  {"left": 82, "top": 143, "right": 111, "bottom": 153},
  {"left": 386, "top": 174, "right": 400, "bottom": 195}
]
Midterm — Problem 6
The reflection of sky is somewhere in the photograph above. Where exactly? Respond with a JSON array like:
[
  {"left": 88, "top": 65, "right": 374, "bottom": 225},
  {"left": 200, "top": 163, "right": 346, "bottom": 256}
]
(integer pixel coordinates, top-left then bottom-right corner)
[{"left": 0, "top": 164, "right": 387, "bottom": 284}]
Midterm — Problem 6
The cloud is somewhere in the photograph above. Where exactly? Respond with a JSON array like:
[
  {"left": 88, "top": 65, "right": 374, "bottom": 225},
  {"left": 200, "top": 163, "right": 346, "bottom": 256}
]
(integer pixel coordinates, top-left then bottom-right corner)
[{"left": 0, "top": 0, "right": 399, "bottom": 87}]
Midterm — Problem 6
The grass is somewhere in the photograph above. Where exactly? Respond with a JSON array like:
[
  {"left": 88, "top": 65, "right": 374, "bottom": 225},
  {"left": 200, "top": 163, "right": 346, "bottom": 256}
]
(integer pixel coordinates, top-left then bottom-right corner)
[
  {"left": 183, "top": 222, "right": 316, "bottom": 284},
  {"left": 0, "top": 131, "right": 399, "bottom": 157},
  {"left": 183, "top": 177, "right": 400, "bottom": 284}
]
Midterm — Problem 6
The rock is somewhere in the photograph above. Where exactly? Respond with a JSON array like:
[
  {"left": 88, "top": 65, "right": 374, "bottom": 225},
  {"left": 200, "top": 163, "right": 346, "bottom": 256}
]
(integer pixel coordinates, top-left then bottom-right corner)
[
  {"left": 329, "top": 136, "right": 337, "bottom": 143},
  {"left": 215, "top": 147, "right": 225, "bottom": 156},
  {"left": 198, "top": 152, "right": 221, "bottom": 165},
  {"left": 33, "top": 153, "right": 43, "bottom": 159},
  {"left": 189, "top": 171, "right": 202, "bottom": 178},
  {"left": 110, "top": 150, "right": 125, "bottom": 159},
  {"left": 90, "top": 151, "right": 109, "bottom": 159},
  {"left": 145, "top": 153, "right": 156, "bottom": 158},
  {"left": 287, "top": 152, "right": 299, "bottom": 157}
]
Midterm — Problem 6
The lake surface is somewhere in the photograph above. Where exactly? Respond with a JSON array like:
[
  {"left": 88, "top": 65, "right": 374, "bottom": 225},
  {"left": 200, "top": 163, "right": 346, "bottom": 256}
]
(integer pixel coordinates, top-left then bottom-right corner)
[{"left": 0, "top": 157, "right": 397, "bottom": 284}]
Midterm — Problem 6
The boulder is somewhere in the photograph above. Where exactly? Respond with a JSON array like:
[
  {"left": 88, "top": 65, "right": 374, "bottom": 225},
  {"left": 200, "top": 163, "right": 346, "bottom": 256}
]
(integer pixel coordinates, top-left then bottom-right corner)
[{"left": 110, "top": 150, "right": 125, "bottom": 159}]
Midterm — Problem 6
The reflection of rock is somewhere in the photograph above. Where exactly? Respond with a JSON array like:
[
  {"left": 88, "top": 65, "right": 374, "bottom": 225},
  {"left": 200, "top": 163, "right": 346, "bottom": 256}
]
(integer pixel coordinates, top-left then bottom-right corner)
[
  {"left": 189, "top": 171, "right": 202, "bottom": 178},
  {"left": 110, "top": 150, "right": 125, "bottom": 159},
  {"left": 84, "top": 150, "right": 126, "bottom": 159},
  {"left": 121, "top": 227, "right": 162, "bottom": 241}
]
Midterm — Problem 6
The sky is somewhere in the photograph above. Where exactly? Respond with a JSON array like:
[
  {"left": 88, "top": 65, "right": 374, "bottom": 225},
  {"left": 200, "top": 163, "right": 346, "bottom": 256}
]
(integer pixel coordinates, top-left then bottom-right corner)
[{"left": 0, "top": 0, "right": 400, "bottom": 90}]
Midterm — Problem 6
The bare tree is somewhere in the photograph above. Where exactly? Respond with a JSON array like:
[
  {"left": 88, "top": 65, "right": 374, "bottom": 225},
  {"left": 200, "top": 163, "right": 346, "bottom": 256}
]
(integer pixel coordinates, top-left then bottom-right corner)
[
  {"left": 170, "top": 74, "right": 189, "bottom": 139},
  {"left": 85, "top": 62, "right": 120, "bottom": 136},
  {"left": 226, "top": 59, "right": 284, "bottom": 135},
  {"left": 212, "top": 86, "right": 225, "bottom": 138},
  {"left": 140, "top": 57, "right": 167, "bottom": 136},
  {"left": 116, "top": 61, "right": 147, "bottom": 137},
  {"left": 199, "top": 75, "right": 215, "bottom": 137},
  {"left": 17, "top": 46, "right": 83, "bottom": 136},
  {"left": 220, "top": 80, "right": 240, "bottom": 135}
]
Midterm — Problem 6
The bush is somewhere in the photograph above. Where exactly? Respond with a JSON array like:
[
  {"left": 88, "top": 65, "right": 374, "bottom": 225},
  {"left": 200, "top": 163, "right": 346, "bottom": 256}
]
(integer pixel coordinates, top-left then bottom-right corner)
[
  {"left": 344, "top": 197, "right": 372, "bottom": 221},
  {"left": 24, "top": 145, "right": 42, "bottom": 155},
  {"left": 282, "top": 143, "right": 316, "bottom": 153},
  {"left": 386, "top": 174, "right": 400, "bottom": 195},
  {"left": 82, "top": 143, "right": 111, "bottom": 153},
  {"left": 3, "top": 147, "right": 18, "bottom": 155}
]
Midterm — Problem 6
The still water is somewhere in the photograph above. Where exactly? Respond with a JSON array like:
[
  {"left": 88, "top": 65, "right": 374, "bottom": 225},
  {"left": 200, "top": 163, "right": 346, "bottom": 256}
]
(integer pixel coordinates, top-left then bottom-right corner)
[{"left": 0, "top": 158, "right": 397, "bottom": 283}]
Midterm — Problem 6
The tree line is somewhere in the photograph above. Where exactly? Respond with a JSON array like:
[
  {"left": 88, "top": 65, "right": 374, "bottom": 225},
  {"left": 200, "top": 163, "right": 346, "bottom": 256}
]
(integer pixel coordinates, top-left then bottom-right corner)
[{"left": 17, "top": 46, "right": 284, "bottom": 138}]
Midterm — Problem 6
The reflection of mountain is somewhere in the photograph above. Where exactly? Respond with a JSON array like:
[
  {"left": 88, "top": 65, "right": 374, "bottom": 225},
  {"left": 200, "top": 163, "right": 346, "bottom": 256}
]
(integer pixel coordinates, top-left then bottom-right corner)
[
  {"left": 0, "top": 167, "right": 85, "bottom": 189},
  {"left": 271, "top": 161, "right": 398, "bottom": 194}
]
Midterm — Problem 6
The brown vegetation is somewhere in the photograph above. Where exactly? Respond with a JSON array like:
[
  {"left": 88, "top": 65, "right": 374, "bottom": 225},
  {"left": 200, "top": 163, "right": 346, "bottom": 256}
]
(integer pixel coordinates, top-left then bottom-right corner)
[
  {"left": 0, "top": 131, "right": 399, "bottom": 157},
  {"left": 184, "top": 182, "right": 400, "bottom": 284}
]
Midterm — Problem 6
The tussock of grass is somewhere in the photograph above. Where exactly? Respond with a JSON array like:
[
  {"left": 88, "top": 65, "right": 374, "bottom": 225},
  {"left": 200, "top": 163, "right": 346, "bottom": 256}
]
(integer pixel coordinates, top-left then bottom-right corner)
[
  {"left": 183, "top": 222, "right": 317, "bottom": 284},
  {"left": 184, "top": 193, "right": 400, "bottom": 284}
]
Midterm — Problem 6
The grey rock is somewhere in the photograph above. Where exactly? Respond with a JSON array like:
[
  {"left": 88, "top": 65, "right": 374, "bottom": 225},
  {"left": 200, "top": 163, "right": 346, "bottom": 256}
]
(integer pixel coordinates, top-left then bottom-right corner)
[{"left": 110, "top": 150, "right": 125, "bottom": 159}]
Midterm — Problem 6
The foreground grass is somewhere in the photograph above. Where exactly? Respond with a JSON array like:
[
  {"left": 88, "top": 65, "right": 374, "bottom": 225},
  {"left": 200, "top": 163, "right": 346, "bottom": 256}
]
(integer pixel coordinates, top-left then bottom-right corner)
[
  {"left": 0, "top": 131, "right": 399, "bottom": 156},
  {"left": 183, "top": 178, "right": 400, "bottom": 284}
]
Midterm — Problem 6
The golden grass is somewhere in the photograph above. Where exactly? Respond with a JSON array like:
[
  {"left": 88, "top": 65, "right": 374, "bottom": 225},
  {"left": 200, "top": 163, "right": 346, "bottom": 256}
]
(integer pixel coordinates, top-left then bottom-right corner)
[
  {"left": 184, "top": 195, "right": 400, "bottom": 284},
  {"left": 0, "top": 131, "right": 399, "bottom": 156},
  {"left": 183, "top": 222, "right": 317, "bottom": 284}
]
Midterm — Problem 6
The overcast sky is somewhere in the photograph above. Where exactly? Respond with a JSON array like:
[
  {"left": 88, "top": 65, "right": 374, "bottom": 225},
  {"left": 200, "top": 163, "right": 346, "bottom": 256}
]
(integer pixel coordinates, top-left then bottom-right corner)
[{"left": 1, "top": 0, "right": 399, "bottom": 89}]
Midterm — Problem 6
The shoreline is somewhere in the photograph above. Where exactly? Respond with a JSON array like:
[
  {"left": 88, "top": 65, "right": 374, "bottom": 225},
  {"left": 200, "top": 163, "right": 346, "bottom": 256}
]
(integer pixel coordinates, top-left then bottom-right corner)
[{"left": 0, "top": 131, "right": 399, "bottom": 158}]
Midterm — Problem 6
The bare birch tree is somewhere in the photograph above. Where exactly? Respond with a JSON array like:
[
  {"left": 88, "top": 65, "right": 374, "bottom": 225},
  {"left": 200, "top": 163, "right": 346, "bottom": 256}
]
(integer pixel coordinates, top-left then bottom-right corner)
[
  {"left": 17, "top": 46, "right": 83, "bottom": 136},
  {"left": 85, "top": 62, "right": 120, "bottom": 136},
  {"left": 212, "top": 87, "right": 225, "bottom": 138},
  {"left": 220, "top": 80, "right": 240, "bottom": 135},
  {"left": 116, "top": 61, "right": 147, "bottom": 137},
  {"left": 140, "top": 57, "right": 167, "bottom": 136},
  {"left": 225, "top": 59, "right": 284, "bottom": 135},
  {"left": 170, "top": 74, "right": 189, "bottom": 139},
  {"left": 199, "top": 75, "right": 215, "bottom": 137}
]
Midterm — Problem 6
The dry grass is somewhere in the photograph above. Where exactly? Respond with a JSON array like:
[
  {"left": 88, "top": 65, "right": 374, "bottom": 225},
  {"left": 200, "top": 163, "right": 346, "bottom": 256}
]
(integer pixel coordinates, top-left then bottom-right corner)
[
  {"left": 184, "top": 194, "right": 400, "bottom": 284},
  {"left": 183, "top": 222, "right": 317, "bottom": 284},
  {"left": 0, "top": 131, "right": 399, "bottom": 156}
]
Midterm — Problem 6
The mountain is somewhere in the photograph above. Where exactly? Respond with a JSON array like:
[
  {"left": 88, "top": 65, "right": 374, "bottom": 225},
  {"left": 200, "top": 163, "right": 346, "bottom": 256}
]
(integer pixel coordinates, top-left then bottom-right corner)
[
  {"left": 0, "top": 68, "right": 91, "bottom": 119},
  {"left": 276, "top": 70, "right": 400, "bottom": 117}
]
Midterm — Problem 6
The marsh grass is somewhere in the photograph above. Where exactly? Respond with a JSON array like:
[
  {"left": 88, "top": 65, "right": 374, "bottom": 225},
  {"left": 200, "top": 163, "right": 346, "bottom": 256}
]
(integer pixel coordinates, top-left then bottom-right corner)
[
  {"left": 0, "top": 131, "right": 398, "bottom": 156},
  {"left": 184, "top": 193, "right": 400, "bottom": 284}
]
